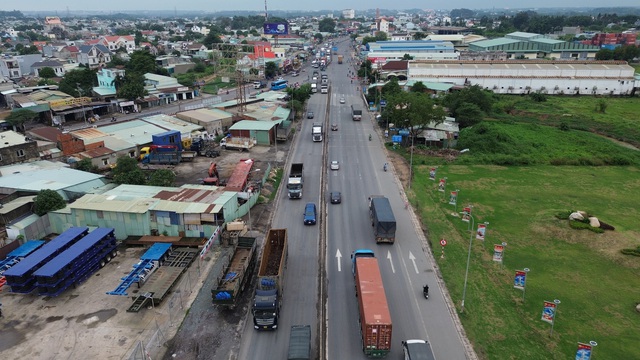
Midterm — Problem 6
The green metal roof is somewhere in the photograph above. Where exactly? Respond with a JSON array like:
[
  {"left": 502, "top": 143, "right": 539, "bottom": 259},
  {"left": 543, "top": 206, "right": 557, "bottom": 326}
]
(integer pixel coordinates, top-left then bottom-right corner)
[
  {"left": 405, "top": 81, "right": 454, "bottom": 91},
  {"left": 470, "top": 37, "right": 520, "bottom": 48},
  {"left": 230, "top": 120, "right": 278, "bottom": 131}
]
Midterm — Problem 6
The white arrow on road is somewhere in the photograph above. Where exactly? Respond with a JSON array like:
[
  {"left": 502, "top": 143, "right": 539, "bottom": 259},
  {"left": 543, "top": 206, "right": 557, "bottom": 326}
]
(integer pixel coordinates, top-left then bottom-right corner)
[
  {"left": 336, "top": 249, "right": 342, "bottom": 272},
  {"left": 387, "top": 251, "right": 395, "bottom": 273},
  {"left": 409, "top": 251, "right": 419, "bottom": 274}
]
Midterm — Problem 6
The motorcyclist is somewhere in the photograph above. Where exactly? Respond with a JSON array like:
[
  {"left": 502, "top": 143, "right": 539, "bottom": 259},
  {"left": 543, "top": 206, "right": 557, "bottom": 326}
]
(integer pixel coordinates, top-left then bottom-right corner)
[
  {"left": 384, "top": 163, "right": 388, "bottom": 171},
  {"left": 369, "top": 134, "right": 372, "bottom": 141},
  {"left": 423, "top": 284, "right": 429, "bottom": 296}
]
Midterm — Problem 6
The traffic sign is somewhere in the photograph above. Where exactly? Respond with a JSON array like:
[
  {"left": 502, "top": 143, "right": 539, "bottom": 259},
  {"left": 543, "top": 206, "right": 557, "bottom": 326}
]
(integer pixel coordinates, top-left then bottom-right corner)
[
  {"left": 440, "top": 239, "right": 447, "bottom": 246},
  {"left": 380, "top": 99, "right": 387, "bottom": 107}
]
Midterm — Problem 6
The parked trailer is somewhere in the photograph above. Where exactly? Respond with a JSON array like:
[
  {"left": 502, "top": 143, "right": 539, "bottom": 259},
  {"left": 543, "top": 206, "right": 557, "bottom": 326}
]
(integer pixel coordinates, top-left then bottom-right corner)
[
  {"left": 351, "top": 249, "right": 392, "bottom": 357},
  {"left": 212, "top": 236, "right": 257, "bottom": 307},
  {"left": 253, "top": 228, "right": 288, "bottom": 330},
  {"left": 33, "top": 228, "right": 117, "bottom": 297},
  {"left": 107, "top": 243, "right": 173, "bottom": 296},
  {"left": 3, "top": 227, "right": 89, "bottom": 293},
  {"left": 220, "top": 137, "right": 255, "bottom": 151},
  {"left": 0, "top": 240, "right": 46, "bottom": 291},
  {"left": 368, "top": 196, "right": 397, "bottom": 244}
]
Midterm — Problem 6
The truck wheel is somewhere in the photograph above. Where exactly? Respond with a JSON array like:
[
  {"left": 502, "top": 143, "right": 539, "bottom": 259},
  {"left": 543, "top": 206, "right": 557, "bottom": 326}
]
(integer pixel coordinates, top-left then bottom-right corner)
[
  {"left": 112, "top": 250, "right": 118, "bottom": 258},
  {"left": 106, "top": 255, "right": 112, "bottom": 262},
  {"left": 100, "top": 260, "right": 106, "bottom": 268}
]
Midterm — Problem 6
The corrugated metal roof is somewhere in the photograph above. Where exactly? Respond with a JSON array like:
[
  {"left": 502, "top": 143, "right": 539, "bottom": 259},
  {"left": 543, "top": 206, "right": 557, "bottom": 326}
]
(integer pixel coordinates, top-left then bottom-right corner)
[
  {"left": 0, "top": 195, "right": 36, "bottom": 214},
  {"left": 140, "top": 114, "right": 203, "bottom": 135},
  {"left": 470, "top": 38, "right": 520, "bottom": 48},
  {"left": 152, "top": 199, "right": 212, "bottom": 214},
  {"left": 70, "top": 193, "right": 156, "bottom": 213},
  {"left": 0, "top": 161, "right": 105, "bottom": 192},
  {"left": 102, "top": 184, "right": 177, "bottom": 200},
  {"left": 0, "top": 131, "right": 30, "bottom": 148},
  {"left": 230, "top": 120, "right": 277, "bottom": 131}
]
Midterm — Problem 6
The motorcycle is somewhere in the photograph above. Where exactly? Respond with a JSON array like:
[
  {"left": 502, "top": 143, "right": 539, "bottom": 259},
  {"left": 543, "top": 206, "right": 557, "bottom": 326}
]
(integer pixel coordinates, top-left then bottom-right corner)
[
  {"left": 369, "top": 134, "right": 372, "bottom": 141},
  {"left": 383, "top": 163, "right": 388, "bottom": 172},
  {"left": 423, "top": 286, "right": 429, "bottom": 299}
]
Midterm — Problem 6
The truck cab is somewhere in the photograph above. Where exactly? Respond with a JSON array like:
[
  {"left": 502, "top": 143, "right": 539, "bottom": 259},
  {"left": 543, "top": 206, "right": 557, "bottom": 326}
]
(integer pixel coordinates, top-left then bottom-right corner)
[
  {"left": 350, "top": 249, "right": 375, "bottom": 275},
  {"left": 253, "top": 289, "right": 280, "bottom": 330},
  {"left": 402, "top": 339, "right": 436, "bottom": 360}
]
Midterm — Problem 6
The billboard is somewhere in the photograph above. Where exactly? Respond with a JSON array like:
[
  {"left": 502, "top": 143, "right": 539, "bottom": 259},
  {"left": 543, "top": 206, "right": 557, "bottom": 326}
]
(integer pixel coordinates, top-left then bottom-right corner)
[{"left": 263, "top": 23, "right": 289, "bottom": 35}]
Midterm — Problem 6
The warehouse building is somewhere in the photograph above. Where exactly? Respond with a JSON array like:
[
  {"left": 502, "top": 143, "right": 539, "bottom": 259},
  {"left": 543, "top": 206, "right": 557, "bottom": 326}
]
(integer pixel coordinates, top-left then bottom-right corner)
[{"left": 407, "top": 60, "right": 639, "bottom": 96}]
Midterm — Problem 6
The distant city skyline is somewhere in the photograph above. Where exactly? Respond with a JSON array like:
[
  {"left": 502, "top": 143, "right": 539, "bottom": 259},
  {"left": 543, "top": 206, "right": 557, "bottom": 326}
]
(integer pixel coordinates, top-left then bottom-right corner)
[{"left": 10, "top": 0, "right": 640, "bottom": 13}]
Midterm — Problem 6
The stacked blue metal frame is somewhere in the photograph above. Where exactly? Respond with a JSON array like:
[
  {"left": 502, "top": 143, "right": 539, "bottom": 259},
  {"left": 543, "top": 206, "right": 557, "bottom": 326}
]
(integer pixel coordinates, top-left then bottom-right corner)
[
  {"left": 107, "top": 243, "right": 172, "bottom": 296},
  {"left": 0, "top": 240, "right": 46, "bottom": 275},
  {"left": 3, "top": 227, "right": 89, "bottom": 293},
  {"left": 34, "top": 228, "right": 117, "bottom": 297}
]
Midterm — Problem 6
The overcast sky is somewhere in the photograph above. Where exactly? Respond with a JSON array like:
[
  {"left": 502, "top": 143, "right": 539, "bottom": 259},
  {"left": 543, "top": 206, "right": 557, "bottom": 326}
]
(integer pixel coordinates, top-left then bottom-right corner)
[{"left": 13, "top": 1, "right": 640, "bottom": 12}]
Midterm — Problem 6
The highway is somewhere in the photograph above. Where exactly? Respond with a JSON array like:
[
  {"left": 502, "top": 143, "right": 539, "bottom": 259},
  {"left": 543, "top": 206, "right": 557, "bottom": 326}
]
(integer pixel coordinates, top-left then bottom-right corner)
[{"left": 239, "top": 38, "right": 469, "bottom": 359}]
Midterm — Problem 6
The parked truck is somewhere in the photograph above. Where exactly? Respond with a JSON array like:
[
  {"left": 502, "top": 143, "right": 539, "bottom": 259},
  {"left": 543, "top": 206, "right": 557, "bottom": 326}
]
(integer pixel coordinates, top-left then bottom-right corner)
[
  {"left": 140, "top": 145, "right": 182, "bottom": 165},
  {"left": 312, "top": 123, "right": 323, "bottom": 142},
  {"left": 338, "top": 55, "right": 344, "bottom": 64},
  {"left": 277, "top": 121, "right": 292, "bottom": 142},
  {"left": 368, "top": 195, "right": 397, "bottom": 244},
  {"left": 351, "top": 104, "right": 362, "bottom": 121},
  {"left": 351, "top": 249, "right": 392, "bottom": 357},
  {"left": 220, "top": 136, "right": 255, "bottom": 151},
  {"left": 288, "top": 325, "right": 311, "bottom": 360},
  {"left": 252, "top": 228, "right": 288, "bottom": 330},
  {"left": 402, "top": 339, "right": 436, "bottom": 360},
  {"left": 191, "top": 138, "right": 220, "bottom": 157},
  {"left": 211, "top": 236, "right": 257, "bottom": 307},
  {"left": 287, "top": 163, "right": 304, "bottom": 199}
]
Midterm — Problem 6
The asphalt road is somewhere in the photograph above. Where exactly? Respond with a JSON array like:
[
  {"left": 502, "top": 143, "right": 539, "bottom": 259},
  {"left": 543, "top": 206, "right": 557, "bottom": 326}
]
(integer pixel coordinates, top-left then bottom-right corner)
[
  {"left": 236, "top": 38, "right": 470, "bottom": 359},
  {"left": 236, "top": 58, "right": 327, "bottom": 359}
]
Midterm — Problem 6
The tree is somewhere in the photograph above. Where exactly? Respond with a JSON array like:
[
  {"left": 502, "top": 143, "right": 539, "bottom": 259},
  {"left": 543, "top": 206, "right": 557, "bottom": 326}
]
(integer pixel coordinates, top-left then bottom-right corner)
[
  {"left": 410, "top": 81, "right": 428, "bottom": 93},
  {"left": 442, "top": 85, "right": 493, "bottom": 119},
  {"left": 75, "top": 158, "right": 99, "bottom": 173},
  {"left": 202, "top": 31, "right": 223, "bottom": 48},
  {"left": 413, "top": 32, "right": 427, "bottom": 40},
  {"left": 59, "top": 68, "right": 96, "bottom": 97},
  {"left": 148, "top": 169, "right": 175, "bottom": 187},
  {"left": 381, "top": 77, "right": 402, "bottom": 97},
  {"left": 402, "top": 53, "right": 414, "bottom": 60},
  {"left": 126, "top": 50, "right": 160, "bottom": 75},
  {"left": 5, "top": 108, "right": 37, "bottom": 130},
  {"left": 318, "top": 18, "right": 336, "bottom": 33},
  {"left": 455, "top": 103, "right": 484, "bottom": 128},
  {"left": 383, "top": 92, "right": 446, "bottom": 141},
  {"left": 314, "top": 33, "right": 323, "bottom": 42},
  {"left": 112, "top": 156, "right": 146, "bottom": 185},
  {"left": 265, "top": 61, "right": 278, "bottom": 79},
  {"left": 33, "top": 189, "right": 67, "bottom": 216},
  {"left": 15, "top": 44, "right": 40, "bottom": 55},
  {"left": 357, "top": 60, "right": 375, "bottom": 85},
  {"left": 38, "top": 67, "right": 56, "bottom": 79},
  {"left": 117, "top": 72, "right": 147, "bottom": 100}
]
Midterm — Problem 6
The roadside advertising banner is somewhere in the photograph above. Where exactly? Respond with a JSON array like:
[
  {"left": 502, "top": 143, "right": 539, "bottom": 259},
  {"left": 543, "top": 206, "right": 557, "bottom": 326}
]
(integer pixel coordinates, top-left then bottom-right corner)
[
  {"left": 449, "top": 191, "right": 457, "bottom": 206},
  {"left": 493, "top": 244, "right": 504, "bottom": 262},
  {"left": 541, "top": 301, "right": 557, "bottom": 324},
  {"left": 514, "top": 270, "right": 527, "bottom": 290},
  {"left": 476, "top": 223, "right": 486, "bottom": 241}
]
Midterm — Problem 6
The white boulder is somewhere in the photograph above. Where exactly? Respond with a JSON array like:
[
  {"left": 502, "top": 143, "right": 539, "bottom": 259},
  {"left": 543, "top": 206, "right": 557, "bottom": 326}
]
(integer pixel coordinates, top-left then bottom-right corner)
[
  {"left": 589, "top": 217, "right": 601, "bottom": 228},
  {"left": 569, "top": 212, "right": 584, "bottom": 221}
]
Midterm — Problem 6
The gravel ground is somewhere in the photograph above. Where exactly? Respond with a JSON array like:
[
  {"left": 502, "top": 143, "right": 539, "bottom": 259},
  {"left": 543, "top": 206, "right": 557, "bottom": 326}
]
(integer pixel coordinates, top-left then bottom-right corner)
[{"left": 160, "top": 133, "right": 291, "bottom": 360}]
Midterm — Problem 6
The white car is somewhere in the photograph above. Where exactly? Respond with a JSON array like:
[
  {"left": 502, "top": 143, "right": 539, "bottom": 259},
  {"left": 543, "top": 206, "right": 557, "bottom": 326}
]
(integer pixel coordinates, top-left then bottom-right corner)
[
  {"left": 330, "top": 160, "right": 339, "bottom": 170},
  {"left": 339, "top": 98, "right": 345, "bottom": 104}
]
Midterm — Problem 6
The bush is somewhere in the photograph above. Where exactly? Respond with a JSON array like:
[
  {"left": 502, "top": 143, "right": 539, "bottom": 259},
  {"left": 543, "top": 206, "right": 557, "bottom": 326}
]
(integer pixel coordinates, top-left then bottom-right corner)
[
  {"left": 620, "top": 246, "right": 640, "bottom": 256},
  {"left": 569, "top": 220, "right": 605, "bottom": 233}
]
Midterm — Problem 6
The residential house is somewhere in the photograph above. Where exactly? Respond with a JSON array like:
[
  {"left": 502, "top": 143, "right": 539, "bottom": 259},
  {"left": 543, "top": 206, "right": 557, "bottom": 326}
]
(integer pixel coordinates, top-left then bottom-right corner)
[
  {"left": 77, "top": 44, "right": 112, "bottom": 68},
  {"left": 391, "top": 33, "right": 412, "bottom": 41},
  {"left": 93, "top": 68, "right": 125, "bottom": 100},
  {"left": 32, "top": 60, "right": 65, "bottom": 77},
  {"left": 185, "top": 43, "right": 207, "bottom": 56},
  {"left": 99, "top": 35, "right": 135, "bottom": 53},
  {"left": 44, "top": 17, "right": 65, "bottom": 32},
  {"left": 0, "top": 131, "right": 40, "bottom": 166},
  {"left": 55, "top": 45, "right": 80, "bottom": 61},
  {"left": 0, "top": 54, "right": 43, "bottom": 79}
]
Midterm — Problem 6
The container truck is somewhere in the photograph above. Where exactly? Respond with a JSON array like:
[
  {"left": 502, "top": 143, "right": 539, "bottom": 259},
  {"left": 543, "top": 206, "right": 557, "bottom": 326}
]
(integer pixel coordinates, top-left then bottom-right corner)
[
  {"left": 252, "top": 228, "right": 288, "bottom": 330},
  {"left": 288, "top": 325, "right": 311, "bottom": 360},
  {"left": 287, "top": 163, "right": 304, "bottom": 199},
  {"left": 211, "top": 236, "right": 257, "bottom": 307},
  {"left": 351, "top": 249, "right": 392, "bottom": 357},
  {"left": 312, "top": 123, "right": 323, "bottom": 142},
  {"left": 351, "top": 105, "right": 362, "bottom": 121},
  {"left": 368, "top": 196, "right": 397, "bottom": 244},
  {"left": 141, "top": 145, "right": 182, "bottom": 165}
]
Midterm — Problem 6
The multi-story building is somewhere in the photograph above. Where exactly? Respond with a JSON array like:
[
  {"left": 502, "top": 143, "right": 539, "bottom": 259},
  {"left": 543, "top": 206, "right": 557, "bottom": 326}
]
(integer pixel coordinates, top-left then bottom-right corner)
[
  {"left": 93, "top": 68, "right": 126, "bottom": 100},
  {"left": 0, "top": 131, "right": 40, "bottom": 166},
  {"left": 99, "top": 35, "right": 136, "bottom": 53},
  {"left": 343, "top": 9, "right": 355, "bottom": 19},
  {"left": 0, "top": 54, "right": 43, "bottom": 79},
  {"left": 77, "top": 45, "right": 112, "bottom": 68},
  {"left": 32, "top": 60, "right": 66, "bottom": 77},
  {"left": 44, "top": 16, "right": 65, "bottom": 32}
]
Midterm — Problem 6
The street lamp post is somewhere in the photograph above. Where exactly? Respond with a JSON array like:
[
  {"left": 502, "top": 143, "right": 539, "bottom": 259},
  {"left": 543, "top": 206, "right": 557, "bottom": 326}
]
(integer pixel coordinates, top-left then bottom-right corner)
[
  {"left": 460, "top": 213, "right": 475, "bottom": 313},
  {"left": 408, "top": 127, "right": 415, "bottom": 189}
]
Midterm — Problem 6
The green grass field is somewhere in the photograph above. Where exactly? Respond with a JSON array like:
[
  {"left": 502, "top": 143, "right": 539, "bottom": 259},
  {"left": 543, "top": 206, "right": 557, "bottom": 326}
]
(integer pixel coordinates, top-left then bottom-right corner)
[
  {"left": 410, "top": 165, "right": 640, "bottom": 360},
  {"left": 399, "top": 94, "right": 640, "bottom": 359},
  {"left": 492, "top": 96, "right": 640, "bottom": 147}
]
